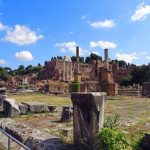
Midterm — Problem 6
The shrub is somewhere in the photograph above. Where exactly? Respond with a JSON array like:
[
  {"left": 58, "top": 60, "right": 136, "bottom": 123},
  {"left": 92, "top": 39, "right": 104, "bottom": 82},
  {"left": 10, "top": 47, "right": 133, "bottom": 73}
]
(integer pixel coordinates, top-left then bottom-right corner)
[
  {"left": 104, "top": 114, "right": 120, "bottom": 130},
  {"left": 72, "top": 81, "right": 80, "bottom": 92},
  {"left": 97, "top": 128, "right": 132, "bottom": 150}
]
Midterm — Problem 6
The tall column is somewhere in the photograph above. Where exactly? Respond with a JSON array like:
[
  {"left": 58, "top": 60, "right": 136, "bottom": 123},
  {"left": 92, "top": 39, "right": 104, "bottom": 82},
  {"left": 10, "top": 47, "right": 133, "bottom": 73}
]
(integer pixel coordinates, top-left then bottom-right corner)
[
  {"left": 104, "top": 49, "right": 109, "bottom": 69},
  {"left": 63, "top": 60, "right": 66, "bottom": 81},
  {"left": 74, "top": 46, "right": 81, "bottom": 82},
  {"left": 76, "top": 46, "right": 80, "bottom": 73},
  {"left": 71, "top": 92, "right": 106, "bottom": 150}
]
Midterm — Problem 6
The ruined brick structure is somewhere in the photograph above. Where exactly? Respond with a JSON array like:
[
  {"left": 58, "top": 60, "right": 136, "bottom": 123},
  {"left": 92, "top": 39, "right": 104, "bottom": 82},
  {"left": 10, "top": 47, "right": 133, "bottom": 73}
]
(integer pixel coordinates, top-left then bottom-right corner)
[
  {"left": 112, "top": 63, "right": 134, "bottom": 83},
  {"left": 6, "top": 47, "right": 134, "bottom": 96},
  {"left": 7, "top": 74, "right": 37, "bottom": 90},
  {"left": 38, "top": 57, "right": 73, "bottom": 82}
]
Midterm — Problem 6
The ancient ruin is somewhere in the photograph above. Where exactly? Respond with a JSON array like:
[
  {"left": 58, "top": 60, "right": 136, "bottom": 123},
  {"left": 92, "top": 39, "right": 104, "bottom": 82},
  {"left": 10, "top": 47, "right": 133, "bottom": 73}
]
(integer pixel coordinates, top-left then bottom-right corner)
[
  {"left": 71, "top": 92, "right": 106, "bottom": 150},
  {"left": 4, "top": 47, "right": 134, "bottom": 96},
  {"left": 142, "top": 82, "right": 150, "bottom": 97}
]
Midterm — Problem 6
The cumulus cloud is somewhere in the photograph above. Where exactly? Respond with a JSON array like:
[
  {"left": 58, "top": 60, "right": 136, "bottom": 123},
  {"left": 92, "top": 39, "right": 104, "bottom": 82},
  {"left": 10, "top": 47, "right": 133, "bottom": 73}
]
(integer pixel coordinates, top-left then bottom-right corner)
[
  {"left": 90, "top": 41, "right": 117, "bottom": 49},
  {"left": 15, "top": 51, "right": 34, "bottom": 61},
  {"left": 131, "top": 3, "right": 150, "bottom": 22},
  {"left": 0, "top": 59, "right": 7, "bottom": 65},
  {"left": 55, "top": 41, "right": 89, "bottom": 56},
  {"left": 0, "top": 22, "right": 8, "bottom": 31},
  {"left": 90, "top": 20, "right": 116, "bottom": 28},
  {"left": 4, "top": 25, "right": 43, "bottom": 45},
  {"left": 116, "top": 52, "right": 138, "bottom": 63}
]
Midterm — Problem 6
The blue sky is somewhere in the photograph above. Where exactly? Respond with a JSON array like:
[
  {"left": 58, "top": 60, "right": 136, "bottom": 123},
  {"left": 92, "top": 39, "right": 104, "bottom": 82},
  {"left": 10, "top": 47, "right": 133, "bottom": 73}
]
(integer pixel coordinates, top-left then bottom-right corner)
[{"left": 0, "top": 0, "right": 150, "bottom": 68}]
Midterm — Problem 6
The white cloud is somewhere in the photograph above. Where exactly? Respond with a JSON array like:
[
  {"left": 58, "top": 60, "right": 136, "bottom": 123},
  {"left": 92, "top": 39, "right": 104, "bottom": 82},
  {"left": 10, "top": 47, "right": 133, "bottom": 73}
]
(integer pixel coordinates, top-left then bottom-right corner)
[
  {"left": 4, "top": 25, "right": 43, "bottom": 45},
  {"left": 55, "top": 41, "right": 89, "bottom": 56},
  {"left": 146, "top": 56, "right": 150, "bottom": 59},
  {"left": 81, "top": 15, "right": 86, "bottom": 20},
  {"left": 90, "top": 41, "right": 117, "bottom": 49},
  {"left": 0, "top": 59, "right": 7, "bottom": 65},
  {"left": 131, "top": 3, "right": 150, "bottom": 22},
  {"left": 90, "top": 20, "right": 116, "bottom": 28},
  {"left": 116, "top": 52, "right": 138, "bottom": 63},
  {"left": 15, "top": 51, "right": 34, "bottom": 61},
  {"left": 91, "top": 51, "right": 100, "bottom": 55},
  {"left": 0, "top": 22, "right": 8, "bottom": 31}
]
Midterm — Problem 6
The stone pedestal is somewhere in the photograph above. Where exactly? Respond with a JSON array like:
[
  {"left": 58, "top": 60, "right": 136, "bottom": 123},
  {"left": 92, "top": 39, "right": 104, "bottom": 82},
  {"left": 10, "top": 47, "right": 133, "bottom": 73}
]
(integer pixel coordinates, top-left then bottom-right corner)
[
  {"left": 61, "top": 106, "right": 73, "bottom": 122},
  {"left": 71, "top": 92, "right": 106, "bottom": 150}
]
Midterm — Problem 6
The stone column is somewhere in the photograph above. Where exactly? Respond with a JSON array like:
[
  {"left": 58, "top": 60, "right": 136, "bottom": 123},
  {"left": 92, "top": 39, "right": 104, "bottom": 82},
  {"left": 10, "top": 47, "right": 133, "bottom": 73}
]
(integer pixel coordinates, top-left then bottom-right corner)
[
  {"left": 0, "top": 88, "right": 7, "bottom": 111},
  {"left": 104, "top": 49, "right": 109, "bottom": 69},
  {"left": 71, "top": 92, "right": 106, "bottom": 150},
  {"left": 63, "top": 60, "right": 66, "bottom": 81},
  {"left": 76, "top": 46, "right": 80, "bottom": 73},
  {"left": 74, "top": 46, "right": 81, "bottom": 82}
]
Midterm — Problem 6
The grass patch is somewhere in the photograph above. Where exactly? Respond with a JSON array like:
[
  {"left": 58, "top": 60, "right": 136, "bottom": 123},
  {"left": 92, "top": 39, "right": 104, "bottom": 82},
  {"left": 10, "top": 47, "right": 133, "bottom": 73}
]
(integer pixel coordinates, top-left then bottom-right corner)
[
  {"left": 8, "top": 93, "right": 150, "bottom": 142},
  {"left": 8, "top": 93, "right": 71, "bottom": 106}
]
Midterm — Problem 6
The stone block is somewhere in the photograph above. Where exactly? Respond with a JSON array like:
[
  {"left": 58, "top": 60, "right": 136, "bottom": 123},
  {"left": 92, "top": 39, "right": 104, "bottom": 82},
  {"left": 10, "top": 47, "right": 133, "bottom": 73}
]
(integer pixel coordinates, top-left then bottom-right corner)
[
  {"left": 71, "top": 92, "right": 106, "bottom": 150},
  {"left": 141, "top": 133, "right": 150, "bottom": 150},
  {"left": 47, "top": 105, "right": 57, "bottom": 112},
  {"left": 22, "top": 102, "right": 48, "bottom": 113},
  {"left": 18, "top": 103, "right": 28, "bottom": 115},
  {"left": 60, "top": 106, "right": 73, "bottom": 122},
  {"left": 3, "top": 99, "right": 20, "bottom": 117}
]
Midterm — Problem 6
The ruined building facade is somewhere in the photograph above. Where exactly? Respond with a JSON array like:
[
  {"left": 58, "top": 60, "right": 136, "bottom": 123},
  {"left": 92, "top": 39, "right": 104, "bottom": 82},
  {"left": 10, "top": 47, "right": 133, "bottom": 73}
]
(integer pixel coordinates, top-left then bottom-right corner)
[{"left": 6, "top": 47, "right": 134, "bottom": 96}]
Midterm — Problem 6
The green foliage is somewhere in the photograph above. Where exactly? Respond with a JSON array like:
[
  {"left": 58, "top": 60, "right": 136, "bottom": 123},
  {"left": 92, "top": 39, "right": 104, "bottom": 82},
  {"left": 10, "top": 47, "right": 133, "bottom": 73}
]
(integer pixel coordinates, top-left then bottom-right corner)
[
  {"left": 104, "top": 114, "right": 120, "bottom": 130},
  {"left": 98, "top": 114, "right": 143, "bottom": 150},
  {"left": 120, "top": 75, "right": 133, "bottom": 86},
  {"left": 71, "top": 56, "right": 84, "bottom": 63},
  {"left": 0, "top": 67, "right": 9, "bottom": 81},
  {"left": 131, "top": 64, "right": 150, "bottom": 84},
  {"left": 72, "top": 81, "right": 80, "bottom": 92},
  {"left": 97, "top": 128, "right": 132, "bottom": 150},
  {"left": 85, "top": 53, "right": 102, "bottom": 63}
]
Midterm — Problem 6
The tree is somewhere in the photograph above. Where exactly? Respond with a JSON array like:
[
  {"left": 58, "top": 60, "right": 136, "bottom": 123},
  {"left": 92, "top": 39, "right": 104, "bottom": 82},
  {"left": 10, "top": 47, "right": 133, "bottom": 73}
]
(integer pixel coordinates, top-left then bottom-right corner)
[
  {"left": 85, "top": 53, "right": 102, "bottom": 63},
  {"left": 17, "top": 65, "right": 26, "bottom": 75},
  {"left": 0, "top": 67, "right": 9, "bottom": 81},
  {"left": 118, "top": 61, "right": 127, "bottom": 68},
  {"left": 120, "top": 75, "right": 132, "bottom": 86},
  {"left": 71, "top": 56, "right": 84, "bottom": 63},
  {"left": 44, "top": 61, "right": 49, "bottom": 66}
]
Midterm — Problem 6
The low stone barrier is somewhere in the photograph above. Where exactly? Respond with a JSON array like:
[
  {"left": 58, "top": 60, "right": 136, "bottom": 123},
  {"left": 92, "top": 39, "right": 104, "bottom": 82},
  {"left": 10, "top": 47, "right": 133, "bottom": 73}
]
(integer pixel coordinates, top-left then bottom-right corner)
[{"left": 0, "top": 119, "right": 72, "bottom": 150}]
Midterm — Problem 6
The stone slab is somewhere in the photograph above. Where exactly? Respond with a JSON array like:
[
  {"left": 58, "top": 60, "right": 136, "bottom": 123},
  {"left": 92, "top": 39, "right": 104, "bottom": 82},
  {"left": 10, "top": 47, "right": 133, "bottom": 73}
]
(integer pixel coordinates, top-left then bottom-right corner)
[
  {"left": 22, "top": 102, "right": 48, "bottom": 113},
  {"left": 18, "top": 103, "right": 28, "bottom": 115},
  {"left": 0, "top": 119, "right": 72, "bottom": 150},
  {"left": 3, "top": 99, "right": 20, "bottom": 117}
]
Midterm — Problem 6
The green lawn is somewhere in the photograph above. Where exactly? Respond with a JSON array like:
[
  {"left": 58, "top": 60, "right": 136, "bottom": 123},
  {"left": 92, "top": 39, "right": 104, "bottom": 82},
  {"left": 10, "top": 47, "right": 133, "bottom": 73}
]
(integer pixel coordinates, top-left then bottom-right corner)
[
  {"left": 8, "top": 93, "right": 71, "bottom": 106},
  {"left": 8, "top": 93, "right": 150, "bottom": 141}
]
